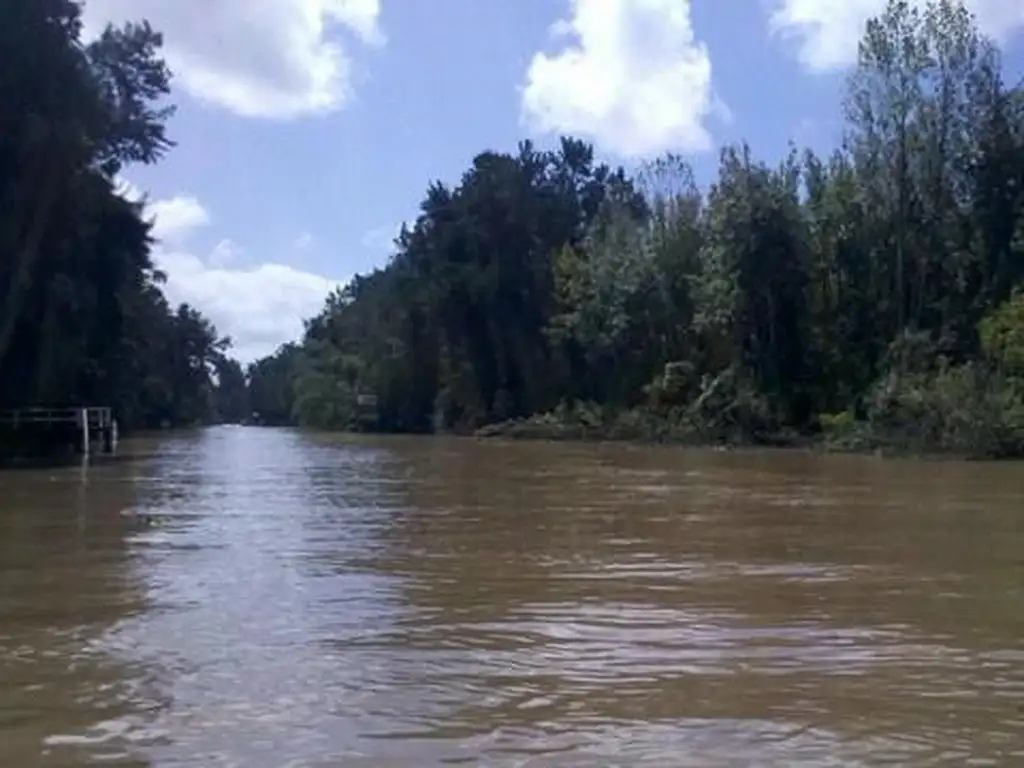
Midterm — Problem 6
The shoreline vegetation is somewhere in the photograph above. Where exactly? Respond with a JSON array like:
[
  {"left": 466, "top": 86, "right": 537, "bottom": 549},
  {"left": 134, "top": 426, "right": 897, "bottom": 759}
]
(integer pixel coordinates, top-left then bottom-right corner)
[
  {"left": 469, "top": 405, "right": 995, "bottom": 460},
  {"left": 247, "top": 0, "right": 1024, "bottom": 462},
  {"left": 0, "top": 1, "right": 249, "bottom": 454}
]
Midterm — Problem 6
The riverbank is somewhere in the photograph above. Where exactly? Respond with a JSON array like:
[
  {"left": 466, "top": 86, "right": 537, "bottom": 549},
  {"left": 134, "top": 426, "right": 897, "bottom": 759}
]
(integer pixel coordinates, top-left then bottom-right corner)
[
  {"left": 475, "top": 411, "right": 809, "bottom": 448},
  {"left": 473, "top": 403, "right": 1024, "bottom": 461}
]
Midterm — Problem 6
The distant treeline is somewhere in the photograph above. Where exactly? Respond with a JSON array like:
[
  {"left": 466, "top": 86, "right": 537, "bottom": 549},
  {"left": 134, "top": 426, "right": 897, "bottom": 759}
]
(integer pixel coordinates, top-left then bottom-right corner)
[
  {"left": 248, "top": 0, "right": 1024, "bottom": 457},
  {"left": 0, "top": 0, "right": 247, "bottom": 430}
]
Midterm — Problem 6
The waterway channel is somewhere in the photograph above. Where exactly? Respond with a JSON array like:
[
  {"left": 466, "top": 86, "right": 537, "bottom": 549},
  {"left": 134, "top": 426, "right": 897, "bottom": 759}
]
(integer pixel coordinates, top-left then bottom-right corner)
[{"left": 1, "top": 427, "right": 1022, "bottom": 765}]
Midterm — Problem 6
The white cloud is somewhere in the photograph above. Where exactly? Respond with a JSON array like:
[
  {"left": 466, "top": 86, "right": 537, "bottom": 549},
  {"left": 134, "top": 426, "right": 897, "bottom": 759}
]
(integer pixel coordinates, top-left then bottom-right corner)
[
  {"left": 206, "top": 238, "right": 242, "bottom": 268},
  {"left": 157, "top": 249, "right": 343, "bottom": 362},
  {"left": 769, "top": 0, "right": 1024, "bottom": 71},
  {"left": 82, "top": 0, "right": 384, "bottom": 119},
  {"left": 520, "top": 0, "right": 723, "bottom": 158},
  {"left": 117, "top": 181, "right": 208, "bottom": 242},
  {"left": 149, "top": 195, "right": 209, "bottom": 241},
  {"left": 120, "top": 182, "right": 343, "bottom": 362}
]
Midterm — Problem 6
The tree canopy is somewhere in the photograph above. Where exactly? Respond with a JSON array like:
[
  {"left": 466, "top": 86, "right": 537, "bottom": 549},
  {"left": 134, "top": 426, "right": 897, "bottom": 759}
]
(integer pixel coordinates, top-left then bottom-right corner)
[
  {"left": 249, "top": 0, "right": 1024, "bottom": 457},
  {"left": 0, "top": 0, "right": 240, "bottom": 429}
]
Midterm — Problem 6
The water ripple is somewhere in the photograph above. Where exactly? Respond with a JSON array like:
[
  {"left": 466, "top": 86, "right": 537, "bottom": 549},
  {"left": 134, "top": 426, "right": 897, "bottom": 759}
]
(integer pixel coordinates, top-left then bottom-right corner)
[{"left": 1, "top": 430, "right": 1021, "bottom": 766}]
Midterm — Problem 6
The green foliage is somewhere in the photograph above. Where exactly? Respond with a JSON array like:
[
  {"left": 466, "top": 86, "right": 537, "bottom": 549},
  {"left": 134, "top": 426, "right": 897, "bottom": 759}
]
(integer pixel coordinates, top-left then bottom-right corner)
[
  {"left": 291, "top": 339, "right": 362, "bottom": 429},
  {"left": 248, "top": 0, "right": 1024, "bottom": 457},
  {"left": 866, "top": 362, "right": 1024, "bottom": 457},
  {"left": 213, "top": 357, "right": 248, "bottom": 424},
  {"left": 246, "top": 343, "right": 300, "bottom": 426},
  {"left": 0, "top": 0, "right": 237, "bottom": 431},
  {"left": 646, "top": 361, "right": 696, "bottom": 408},
  {"left": 979, "top": 289, "right": 1024, "bottom": 373}
]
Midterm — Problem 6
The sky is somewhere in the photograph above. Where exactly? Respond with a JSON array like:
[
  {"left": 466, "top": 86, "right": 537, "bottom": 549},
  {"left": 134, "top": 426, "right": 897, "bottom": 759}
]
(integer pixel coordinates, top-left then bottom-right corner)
[{"left": 80, "top": 0, "right": 1024, "bottom": 363}]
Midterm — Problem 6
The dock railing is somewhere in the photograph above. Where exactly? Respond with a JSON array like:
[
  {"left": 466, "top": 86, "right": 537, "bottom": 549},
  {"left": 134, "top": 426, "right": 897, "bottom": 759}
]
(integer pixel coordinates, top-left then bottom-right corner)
[{"left": 0, "top": 406, "right": 118, "bottom": 455}]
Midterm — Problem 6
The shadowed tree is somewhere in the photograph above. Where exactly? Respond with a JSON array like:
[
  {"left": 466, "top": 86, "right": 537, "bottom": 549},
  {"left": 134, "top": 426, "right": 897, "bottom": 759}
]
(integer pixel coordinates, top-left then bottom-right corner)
[{"left": 0, "top": 0, "right": 233, "bottom": 430}]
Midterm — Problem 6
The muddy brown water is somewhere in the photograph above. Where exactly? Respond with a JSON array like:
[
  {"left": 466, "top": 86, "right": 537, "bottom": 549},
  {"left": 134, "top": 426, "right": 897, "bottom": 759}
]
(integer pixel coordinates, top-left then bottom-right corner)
[{"left": 0, "top": 427, "right": 1022, "bottom": 766}]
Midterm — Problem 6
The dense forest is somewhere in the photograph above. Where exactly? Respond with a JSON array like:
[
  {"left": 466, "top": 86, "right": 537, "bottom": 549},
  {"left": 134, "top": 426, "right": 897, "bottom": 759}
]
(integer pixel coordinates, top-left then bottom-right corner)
[
  {"left": 6, "top": 1, "right": 1024, "bottom": 456},
  {"left": 0, "top": 0, "right": 243, "bottom": 430},
  {"left": 249, "top": 0, "right": 1024, "bottom": 457}
]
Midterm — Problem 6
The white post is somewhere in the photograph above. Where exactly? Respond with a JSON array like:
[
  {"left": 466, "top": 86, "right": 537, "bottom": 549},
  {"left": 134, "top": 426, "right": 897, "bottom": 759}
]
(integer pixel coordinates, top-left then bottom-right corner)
[{"left": 80, "top": 408, "right": 90, "bottom": 456}]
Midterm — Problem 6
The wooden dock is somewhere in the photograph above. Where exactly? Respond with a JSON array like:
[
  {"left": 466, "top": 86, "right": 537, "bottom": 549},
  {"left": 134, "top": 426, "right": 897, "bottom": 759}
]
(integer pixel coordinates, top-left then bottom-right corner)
[{"left": 0, "top": 407, "right": 119, "bottom": 457}]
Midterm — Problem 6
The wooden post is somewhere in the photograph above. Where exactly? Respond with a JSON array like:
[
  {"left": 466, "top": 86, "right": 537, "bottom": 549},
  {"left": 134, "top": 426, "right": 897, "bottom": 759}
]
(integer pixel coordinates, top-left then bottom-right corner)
[{"left": 80, "top": 407, "right": 90, "bottom": 456}]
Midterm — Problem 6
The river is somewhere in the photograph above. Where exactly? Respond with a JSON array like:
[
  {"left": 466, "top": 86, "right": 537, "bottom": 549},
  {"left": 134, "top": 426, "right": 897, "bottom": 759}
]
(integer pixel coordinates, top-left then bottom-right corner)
[{"left": 0, "top": 427, "right": 1022, "bottom": 766}]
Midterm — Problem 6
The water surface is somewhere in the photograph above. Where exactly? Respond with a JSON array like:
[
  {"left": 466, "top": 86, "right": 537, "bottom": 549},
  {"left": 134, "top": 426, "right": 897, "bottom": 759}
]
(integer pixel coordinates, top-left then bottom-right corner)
[{"left": 1, "top": 427, "right": 1022, "bottom": 765}]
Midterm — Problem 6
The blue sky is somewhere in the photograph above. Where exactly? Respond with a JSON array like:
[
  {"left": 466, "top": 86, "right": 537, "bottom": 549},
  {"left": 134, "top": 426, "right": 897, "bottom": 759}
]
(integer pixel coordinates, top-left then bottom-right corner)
[{"left": 83, "top": 0, "right": 1024, "bottom": 362}]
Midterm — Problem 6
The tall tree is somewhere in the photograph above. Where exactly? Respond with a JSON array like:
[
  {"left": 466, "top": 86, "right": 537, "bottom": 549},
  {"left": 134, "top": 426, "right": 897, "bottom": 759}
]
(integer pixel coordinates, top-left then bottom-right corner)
[{"left": 0, "top": 0, "right": 235, "bottom": 431}]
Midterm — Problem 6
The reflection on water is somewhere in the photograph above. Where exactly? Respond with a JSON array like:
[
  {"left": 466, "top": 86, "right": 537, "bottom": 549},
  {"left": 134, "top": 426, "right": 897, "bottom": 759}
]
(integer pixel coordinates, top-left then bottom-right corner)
[{"left": 1, "top": 427, "right": 1023, "bottom": 766}]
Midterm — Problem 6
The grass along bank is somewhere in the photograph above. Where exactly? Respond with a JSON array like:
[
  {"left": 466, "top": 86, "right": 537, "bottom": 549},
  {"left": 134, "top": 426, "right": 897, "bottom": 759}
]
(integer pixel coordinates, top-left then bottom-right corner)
[{"left": 476, "top": 352, "right": 1024, "bottom": 460}]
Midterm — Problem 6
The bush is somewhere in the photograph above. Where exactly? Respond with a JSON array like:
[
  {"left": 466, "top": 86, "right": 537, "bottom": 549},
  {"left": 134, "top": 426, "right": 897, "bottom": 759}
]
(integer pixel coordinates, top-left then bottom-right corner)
[{"left": 866, "top": 361, "right": 1024, "bottom": 457}]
